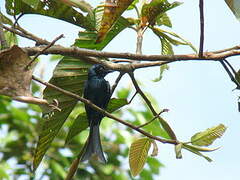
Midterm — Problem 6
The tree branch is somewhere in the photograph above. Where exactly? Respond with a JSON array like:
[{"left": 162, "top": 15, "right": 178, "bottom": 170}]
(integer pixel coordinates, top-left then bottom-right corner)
[
  {"left": 220, "top": 60, "right": 240, "bottom": 89},
  {"left": 32, "top": 75, "right": 178, "bottom": 145},
  {"left": 23, "top": 45, "right": 240, "bottom": 63},
  {"left": 2, "top": 24, "right": 50, "bottom": 45},
  {"left": 199, "top": 0, "right": 204, "bottom": 57}
]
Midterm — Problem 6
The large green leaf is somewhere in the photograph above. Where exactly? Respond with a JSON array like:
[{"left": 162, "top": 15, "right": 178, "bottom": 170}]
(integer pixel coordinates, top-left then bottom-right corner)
[
  {"left": 141, "top": 0, "right": 182, "bottom": 26},
  {"left": 65, "top": 112, "right": 88, "bottom": 145},
  {"left": 74, "top": 16, "right": 131, "bottom": 50},
  {"left": 156, "top": 13, "right": 172, "bottom": 27},
  {"left": 5, "top": 0, "right": 95, "bottom": 30},
  {"left": 33, "top": 56, "right": 91, "bottom": 170},
  {"left": 129, "top": 138, "right": 152, "bottom": 177},
  {"left": 191, "top": 124, "right": 227, "bottom": 146},
  {"left": 96, "top": 0, "right": 134, "bottom": 43}
]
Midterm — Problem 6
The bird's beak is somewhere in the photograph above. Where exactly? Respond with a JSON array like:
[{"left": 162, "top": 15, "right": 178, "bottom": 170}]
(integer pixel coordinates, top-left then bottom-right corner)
[{"left": 107, "top": 70, "right": 114, "bottom": 74}]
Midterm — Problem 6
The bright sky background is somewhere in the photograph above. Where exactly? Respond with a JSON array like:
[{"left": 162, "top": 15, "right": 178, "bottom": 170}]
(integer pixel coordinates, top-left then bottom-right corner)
[{"left": 1, "top": 1, "right": 240, "bottom": 180}]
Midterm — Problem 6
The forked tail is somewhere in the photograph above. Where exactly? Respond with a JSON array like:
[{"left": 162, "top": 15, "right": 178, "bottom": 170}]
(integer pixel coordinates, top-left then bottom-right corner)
[{"left": 80, "top": 124, "right": 106, "bottom": 163}]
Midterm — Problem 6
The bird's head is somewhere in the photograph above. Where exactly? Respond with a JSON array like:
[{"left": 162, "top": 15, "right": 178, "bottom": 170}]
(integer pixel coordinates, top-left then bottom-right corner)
[{"left": 88, "top": 64, "right": 113, "bottom": 78}]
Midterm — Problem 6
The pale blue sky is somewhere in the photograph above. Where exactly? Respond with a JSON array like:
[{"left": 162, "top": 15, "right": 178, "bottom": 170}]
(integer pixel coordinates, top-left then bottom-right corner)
[{"left": 1, "top": 1, "right": 240, "bottom": 180}]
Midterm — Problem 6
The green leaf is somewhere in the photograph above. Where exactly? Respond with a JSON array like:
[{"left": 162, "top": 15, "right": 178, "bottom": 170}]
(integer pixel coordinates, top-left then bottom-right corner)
[
  {"left": 107, "top": 98, "right": 128, "bottom": 113},
  {"left": 0, "top": 11, "right": 13, "bottom": 25},
  {"left": 153, "top": 64, "right": 169, "bottom": 82},
  {"left": 182, "top": 144, "right": 213, "bottom": 162},
  {"left": 183, "top": 144, "right": 220, "bottom": 152},
  {"left": 160, "top": 37, "right": 173, "bottom": 55},
  {"left": 129, "top": 138, "right": 152, "bottom": 177},
  {"left": 50, "top": 160, "right": 67, "bottom": 179},
  {"left": 156, "top": 13, "right": 172, "bottom": 27},
  {"left": 65, "top": 112, "right": 88, "bottom": 144},
  {"left": 117, "top": 88, "right": 131, "bottom": 99},
  {"left": 5, "top": 0, "right": 95, "bottom": 30},
  {"left": 96, "top": 0, "right": 134, "bottom": 43},
  {"left": 191, "top": 124, "right": 227, "bottom": 146},
  {"left": 147, "top": 158, "right": 164, "bottom": 174},
  {"left": 74, "top": 16, "right": 131, "bottom": 50},
  {"left": 22, "top": 0, "right": 39, "bottom": 9},
  {"left": 152, "top": 27, "right": 197, "bottom": 53},
  {"left": 33, "top": 57, "right": 91, "bottom": 170},
  {"left": 59, "top": 0, "right": 93, "bottom": 15},
  {"left": 141, "top": 0, "right": 182, "bottom": 26},
  {"left": 127, "top": 0, "right": 140, "bottom": 10}
]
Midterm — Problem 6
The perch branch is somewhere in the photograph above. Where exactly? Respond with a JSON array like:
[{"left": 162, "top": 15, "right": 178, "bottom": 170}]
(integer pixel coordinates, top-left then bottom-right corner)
[{"left": 32, "top": 75, "right": 178, "bottom": 145}]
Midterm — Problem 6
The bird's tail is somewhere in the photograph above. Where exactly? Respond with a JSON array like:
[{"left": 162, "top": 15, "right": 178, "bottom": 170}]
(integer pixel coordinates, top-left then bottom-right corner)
[{"left": 80, "top": 123, "right": 106, "bottom": 163}]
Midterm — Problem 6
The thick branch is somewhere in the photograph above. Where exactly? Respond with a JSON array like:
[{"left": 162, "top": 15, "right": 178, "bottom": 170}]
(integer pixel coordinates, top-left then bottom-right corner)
[
  {"left": 32, "top": 75, "right": 178, "bottom": 145},
  {"left": 23, "top": 45, "right": 240, "bottom": 63}
]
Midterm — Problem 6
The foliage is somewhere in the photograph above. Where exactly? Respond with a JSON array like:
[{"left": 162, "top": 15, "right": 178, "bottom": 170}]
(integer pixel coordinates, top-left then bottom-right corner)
[{"left": 0, "top": 0, "right": 230, "bottom": 179}]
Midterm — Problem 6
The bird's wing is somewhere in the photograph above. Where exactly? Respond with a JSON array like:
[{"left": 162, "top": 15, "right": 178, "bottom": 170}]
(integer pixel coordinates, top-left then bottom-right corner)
[{"left": 102, "top": 80, "right": 111, "bottom": 109}]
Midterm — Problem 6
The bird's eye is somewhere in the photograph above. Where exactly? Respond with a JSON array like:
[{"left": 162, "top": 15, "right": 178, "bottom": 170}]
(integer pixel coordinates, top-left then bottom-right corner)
[{"left": 99, "top": 66, "right": 104, "bottom": 71}]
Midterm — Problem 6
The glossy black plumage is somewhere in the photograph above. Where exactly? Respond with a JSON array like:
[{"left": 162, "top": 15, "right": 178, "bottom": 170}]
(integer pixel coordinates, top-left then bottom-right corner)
[{"left": 80, "top": 64, "right": 112, "bottom": 163}]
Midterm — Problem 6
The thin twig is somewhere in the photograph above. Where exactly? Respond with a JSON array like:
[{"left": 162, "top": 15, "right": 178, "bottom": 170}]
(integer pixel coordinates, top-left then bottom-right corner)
[
  {"left": 128, "top": 91, "right": 137, "bottom": 104},
  {"left": 128, "top": 72, "right": 177, "bottom": 140},
  {"left": 111, "top": 72, "right": 125, "bottom": 96},
  {"left": 32, "top": 75, "right": 178, "bottom": 145},
  {"left": 199, "top": 0, "right": 204, "bottom": 57},
  {"left": 25, "top": 34, "right": 64, "bottom": 69},
  {"left": 223, "top": 59, "right": 238, "bottom": 75},
  {"left": 13, "top": 13, "right": 24, "bottom": 28},
  {"left": 2, "top": 24, "right": 50, "bottom": 45},
  {"left": 220, "top": 60, "right": 240, "bottom": 89},
  {"left": 137, "top": 109, "right": 169, "bottom": 128}
]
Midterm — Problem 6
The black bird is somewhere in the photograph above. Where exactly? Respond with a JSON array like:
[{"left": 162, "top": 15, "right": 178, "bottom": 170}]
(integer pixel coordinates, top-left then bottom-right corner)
[{"left": 80, "top": 64, "right": 112, "bottom": 163}]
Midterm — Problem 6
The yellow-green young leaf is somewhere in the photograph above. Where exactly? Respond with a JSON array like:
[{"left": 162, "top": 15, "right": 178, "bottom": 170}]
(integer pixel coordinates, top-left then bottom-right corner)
[
  {"left": 151, "top": 140, "right": 158, "bottom": 157},
  {"left": 182, "top": 144, "right": 212, "bottom": 162},
  {"left": 183, "top": 144, "right": 220, "bottom": 152},
  {"left": 129, "top": 138, "right": 152, "bottom": 177},
  {"left": 175, "top": 143, "right": 182, "bottom": 159},
  {"left": 191, "top": 124, "right": 227, "bottom": 146}
]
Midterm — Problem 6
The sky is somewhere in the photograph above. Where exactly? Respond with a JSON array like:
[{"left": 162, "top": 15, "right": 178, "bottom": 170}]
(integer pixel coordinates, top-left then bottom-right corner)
[{"left": 1, "top": 0, "right": 240, "bottom": 180}]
